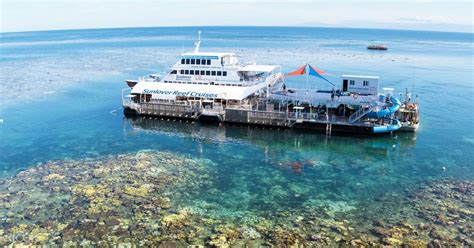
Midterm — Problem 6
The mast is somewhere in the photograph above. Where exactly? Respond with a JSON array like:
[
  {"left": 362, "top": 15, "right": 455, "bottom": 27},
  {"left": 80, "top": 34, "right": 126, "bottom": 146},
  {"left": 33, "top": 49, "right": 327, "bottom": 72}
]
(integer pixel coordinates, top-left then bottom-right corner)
[{"left": 194, "top": 31, "right": 202, "bottom": 53}]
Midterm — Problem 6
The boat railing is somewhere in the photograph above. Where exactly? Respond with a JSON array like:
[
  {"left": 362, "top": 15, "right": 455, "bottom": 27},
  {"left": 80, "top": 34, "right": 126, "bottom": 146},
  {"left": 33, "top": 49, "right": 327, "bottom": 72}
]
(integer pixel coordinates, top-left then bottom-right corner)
[
  {"left": 137, "top": 102, "right": 195, "bottom": 117},
  {"left": 147, "top": 99, "right": 191, "bottom": 106},
  {"left": 122, "top": 88, "right": 137, "bottom": 108}
]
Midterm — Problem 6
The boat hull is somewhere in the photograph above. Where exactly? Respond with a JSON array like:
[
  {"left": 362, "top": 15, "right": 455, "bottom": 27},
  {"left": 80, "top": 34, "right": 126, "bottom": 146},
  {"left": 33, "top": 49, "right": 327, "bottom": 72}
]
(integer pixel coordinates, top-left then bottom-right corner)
[{"left": 123, "top": 108, "right": 391, "bottom": 136}]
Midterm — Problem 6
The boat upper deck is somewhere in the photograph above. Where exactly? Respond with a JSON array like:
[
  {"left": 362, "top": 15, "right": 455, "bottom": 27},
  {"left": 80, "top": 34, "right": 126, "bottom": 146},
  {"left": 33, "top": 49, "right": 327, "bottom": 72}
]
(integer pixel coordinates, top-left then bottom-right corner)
[{"left": 270, "top": 89, "right": 380, "bottom": 107}]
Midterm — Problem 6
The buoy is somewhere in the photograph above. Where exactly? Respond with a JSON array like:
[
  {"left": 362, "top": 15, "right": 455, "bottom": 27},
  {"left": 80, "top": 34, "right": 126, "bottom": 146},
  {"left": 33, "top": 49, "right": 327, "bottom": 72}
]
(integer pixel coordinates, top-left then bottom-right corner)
[{"left": 442, "top": 166, "right": 446, "bottom": 171}]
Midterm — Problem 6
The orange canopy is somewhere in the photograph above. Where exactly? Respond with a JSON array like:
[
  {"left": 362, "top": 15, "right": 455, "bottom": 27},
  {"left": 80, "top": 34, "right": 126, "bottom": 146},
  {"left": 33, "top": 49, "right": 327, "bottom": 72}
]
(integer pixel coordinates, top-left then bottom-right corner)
[{"left": 285, "top": 64, "right": 306, "bottom": 78}]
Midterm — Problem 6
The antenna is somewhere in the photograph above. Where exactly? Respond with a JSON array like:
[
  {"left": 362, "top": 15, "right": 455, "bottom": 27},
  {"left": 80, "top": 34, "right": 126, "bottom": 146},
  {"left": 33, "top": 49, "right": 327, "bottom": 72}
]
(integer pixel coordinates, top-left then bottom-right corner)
[{"left": 193, "top": 30, "right": 201, "bottom": 53}]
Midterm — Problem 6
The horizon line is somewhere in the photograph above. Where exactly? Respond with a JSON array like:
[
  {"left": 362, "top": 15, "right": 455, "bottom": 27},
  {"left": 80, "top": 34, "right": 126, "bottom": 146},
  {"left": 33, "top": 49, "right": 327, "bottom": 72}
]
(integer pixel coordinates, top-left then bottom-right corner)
[{"left": 1, "top": 25, "right": 473, "bottom": 36}]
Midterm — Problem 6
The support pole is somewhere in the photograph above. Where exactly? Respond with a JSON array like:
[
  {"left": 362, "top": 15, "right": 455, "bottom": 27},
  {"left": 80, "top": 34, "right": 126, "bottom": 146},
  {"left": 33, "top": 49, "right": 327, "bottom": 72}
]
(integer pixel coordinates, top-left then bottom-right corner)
[{"left": 305, "top": 63, "right": 309, "bottom": 91}]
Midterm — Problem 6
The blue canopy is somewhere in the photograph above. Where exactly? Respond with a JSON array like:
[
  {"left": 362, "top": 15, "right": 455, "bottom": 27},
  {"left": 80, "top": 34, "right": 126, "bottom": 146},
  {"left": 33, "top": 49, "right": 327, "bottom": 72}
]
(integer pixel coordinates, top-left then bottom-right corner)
[{"left": 308, "top": 65, "right": 335, "bottom": 86}]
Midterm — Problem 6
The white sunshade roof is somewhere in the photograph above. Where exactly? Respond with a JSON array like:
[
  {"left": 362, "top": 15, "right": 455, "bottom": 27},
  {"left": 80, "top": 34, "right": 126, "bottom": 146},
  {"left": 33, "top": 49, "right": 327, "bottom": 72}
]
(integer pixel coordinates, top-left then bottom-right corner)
[
  {"left": 342, "top": 75, "right": 379, "bottom": 79},
  {"left": 240, "top": 65, "right": 280, "bottom": 73}
]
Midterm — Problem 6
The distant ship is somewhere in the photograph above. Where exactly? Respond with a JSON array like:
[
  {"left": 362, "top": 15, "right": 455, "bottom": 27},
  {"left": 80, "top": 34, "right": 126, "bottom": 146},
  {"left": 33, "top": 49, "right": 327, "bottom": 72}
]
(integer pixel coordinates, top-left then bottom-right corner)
[{"left": 367, "top": 44, "right": 388, "bottom": 50}]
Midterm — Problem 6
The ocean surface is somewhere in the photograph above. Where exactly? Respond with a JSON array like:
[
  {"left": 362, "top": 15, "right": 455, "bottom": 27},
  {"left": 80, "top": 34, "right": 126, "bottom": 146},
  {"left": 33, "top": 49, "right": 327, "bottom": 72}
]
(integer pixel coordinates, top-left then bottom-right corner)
[{"left": 0, "top": 26, "right": 473, "bottom": 245}]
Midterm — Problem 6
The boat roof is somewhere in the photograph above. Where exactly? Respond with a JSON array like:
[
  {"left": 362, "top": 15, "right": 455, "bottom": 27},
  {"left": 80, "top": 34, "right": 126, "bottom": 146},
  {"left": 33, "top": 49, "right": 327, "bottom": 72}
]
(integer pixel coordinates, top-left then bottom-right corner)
[
  {"left": 342, "top": 75, "right": 379, "bottom": 79},
  {"left": 182, "top": 52, "right": 235, "bottom": 57},
  {"left": 240, "top": 65, "right": 279, "bottom": 72}
]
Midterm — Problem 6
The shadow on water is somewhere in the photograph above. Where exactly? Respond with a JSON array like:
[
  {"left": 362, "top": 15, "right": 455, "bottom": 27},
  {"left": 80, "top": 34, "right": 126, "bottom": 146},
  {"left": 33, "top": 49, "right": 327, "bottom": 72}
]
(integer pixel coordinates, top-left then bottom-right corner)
[
  {"left": 123, "top": 115, "right": 417, "bottom": 150},
  {"left": 122, "top": 116, "right": 425, "bottom": 217}
]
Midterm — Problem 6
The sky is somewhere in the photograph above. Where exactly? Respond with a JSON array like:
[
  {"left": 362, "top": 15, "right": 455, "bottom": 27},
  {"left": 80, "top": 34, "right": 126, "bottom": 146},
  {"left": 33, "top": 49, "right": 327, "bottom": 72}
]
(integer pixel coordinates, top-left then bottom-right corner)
[{"left": 0, "top": 0, "right": 472, "bottom": 33}]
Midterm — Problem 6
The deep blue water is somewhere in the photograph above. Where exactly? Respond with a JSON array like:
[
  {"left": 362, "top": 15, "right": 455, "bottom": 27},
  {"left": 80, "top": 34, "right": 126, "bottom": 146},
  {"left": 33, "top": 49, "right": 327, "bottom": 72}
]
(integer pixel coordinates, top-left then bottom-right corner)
[{"left": 0, "top": 27, "right": 473, "bottom": 216}]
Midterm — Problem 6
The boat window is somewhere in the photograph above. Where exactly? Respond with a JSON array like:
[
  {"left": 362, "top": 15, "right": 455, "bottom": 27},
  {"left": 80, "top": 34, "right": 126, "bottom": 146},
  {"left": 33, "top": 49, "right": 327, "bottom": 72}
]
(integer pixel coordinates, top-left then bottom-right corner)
[
  {"left": 217, "top": 71, "right": 222, "bottom": 76},
  {"left": 212, "top": 71, "right": 216, "bottom": 76},
  {"left": 181, "top": 59, "right": 185, "bottom": 64},
  {"left": 363, "top": 80, "right": 369, "bottom": 86},
  {"left": 191, "top": 59, "right": 195, "bottom": 64},
  {"left": 223, "top": 71, "right": 227, "bottom": 76},
  {"left": 207, "top": 59, "right": 211, "bottom": 65},
  {"left": 180, "top": 70, "right": 184, "bottom": 74},
  {"left": 190, "top": 70, "right": 195, "bottom": 75},
  {"left": 200, "top": 70, "right": 205, "bottom": 75},
  {"left": 186, "top": 59, "right": 190, "bottom": 64},
  {"left": 196, "top": 59, "right": 201, "bottom": 65},
  {"left": 350, "top": 80, "right": 355, "bottom": 85},
  {"left": 185, "top": 70, "right": 189, "bottom": 74},
  {"left": 206, "top": 71, "right": 211, "bottom": 76},
  {"left": 170, "top": 70, "right": 177, "bottom": 74}
]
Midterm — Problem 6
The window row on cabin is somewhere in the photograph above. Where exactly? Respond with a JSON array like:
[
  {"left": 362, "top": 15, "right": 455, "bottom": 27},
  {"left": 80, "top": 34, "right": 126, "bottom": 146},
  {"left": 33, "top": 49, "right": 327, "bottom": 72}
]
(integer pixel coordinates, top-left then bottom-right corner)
[
  {"left": 172, "top": 69, "right": 227, "bottom": 76},
  {"left": 181, "top": 58, "right": 211, "bottom": 65},
  {"left": 349, "top": 80, "right": 370, "bottom": 86}
]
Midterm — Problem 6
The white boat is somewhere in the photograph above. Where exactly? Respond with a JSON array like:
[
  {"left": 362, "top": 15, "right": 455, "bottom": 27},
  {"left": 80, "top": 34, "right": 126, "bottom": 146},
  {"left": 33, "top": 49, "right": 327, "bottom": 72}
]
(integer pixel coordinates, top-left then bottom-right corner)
[{"left": 123, "top": 31, "right": 283, "bottom": 120}]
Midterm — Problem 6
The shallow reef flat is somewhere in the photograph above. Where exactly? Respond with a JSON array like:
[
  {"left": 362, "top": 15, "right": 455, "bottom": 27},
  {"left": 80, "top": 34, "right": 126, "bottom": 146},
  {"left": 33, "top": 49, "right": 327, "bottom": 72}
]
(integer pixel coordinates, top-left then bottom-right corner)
[{"left": 0, "top": 151, "right": 472, "bottom": 247}]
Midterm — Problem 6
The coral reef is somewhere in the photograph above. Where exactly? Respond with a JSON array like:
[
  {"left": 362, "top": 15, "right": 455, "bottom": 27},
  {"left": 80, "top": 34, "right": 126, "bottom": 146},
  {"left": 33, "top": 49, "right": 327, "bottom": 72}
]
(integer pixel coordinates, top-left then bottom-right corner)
[{"left": 0, "top": 150, "right": 472, "bottom": 246}]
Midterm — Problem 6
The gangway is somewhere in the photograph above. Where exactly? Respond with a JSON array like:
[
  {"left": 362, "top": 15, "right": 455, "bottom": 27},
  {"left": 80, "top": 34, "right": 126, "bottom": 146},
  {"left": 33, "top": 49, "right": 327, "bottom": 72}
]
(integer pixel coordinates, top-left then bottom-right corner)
[{"left": 349, "top": 104, "right": 375, "bottom": 123}]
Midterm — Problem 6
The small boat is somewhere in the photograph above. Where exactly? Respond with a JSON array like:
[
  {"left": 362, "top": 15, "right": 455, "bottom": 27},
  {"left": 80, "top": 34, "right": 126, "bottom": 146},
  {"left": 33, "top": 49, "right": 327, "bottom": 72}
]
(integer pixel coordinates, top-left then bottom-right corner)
[{"left": 367, "top": 45, "right": 388, "bottom": 50}]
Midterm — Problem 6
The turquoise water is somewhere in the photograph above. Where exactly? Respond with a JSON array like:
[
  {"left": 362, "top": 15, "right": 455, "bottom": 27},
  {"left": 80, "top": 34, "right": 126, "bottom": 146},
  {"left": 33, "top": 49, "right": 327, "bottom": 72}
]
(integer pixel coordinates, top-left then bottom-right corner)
[{"left": 0, "top": 27, "right": 473, "bottom": 243}]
